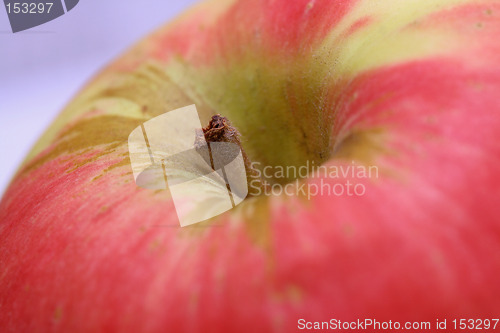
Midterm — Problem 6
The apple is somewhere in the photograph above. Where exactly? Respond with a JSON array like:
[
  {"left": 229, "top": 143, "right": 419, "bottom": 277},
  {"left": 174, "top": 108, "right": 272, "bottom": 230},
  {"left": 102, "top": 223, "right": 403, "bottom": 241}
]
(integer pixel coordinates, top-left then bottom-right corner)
[{"left": 1, "top": 0, "right": 500, "bottom": 331}]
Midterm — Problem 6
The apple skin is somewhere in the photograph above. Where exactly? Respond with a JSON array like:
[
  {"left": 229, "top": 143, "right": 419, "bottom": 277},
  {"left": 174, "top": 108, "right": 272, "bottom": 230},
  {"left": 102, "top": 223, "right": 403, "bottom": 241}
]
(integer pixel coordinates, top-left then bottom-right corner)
[{"left": 1, "top": 0, "right": 500, "bottom": 332}]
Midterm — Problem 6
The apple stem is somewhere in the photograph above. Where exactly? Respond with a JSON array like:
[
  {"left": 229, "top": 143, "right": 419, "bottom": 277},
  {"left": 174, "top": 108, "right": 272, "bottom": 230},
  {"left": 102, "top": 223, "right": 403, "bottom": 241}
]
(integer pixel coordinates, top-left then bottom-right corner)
[{"left": 195, "top": 114, "right": 264, "bottom": 197}]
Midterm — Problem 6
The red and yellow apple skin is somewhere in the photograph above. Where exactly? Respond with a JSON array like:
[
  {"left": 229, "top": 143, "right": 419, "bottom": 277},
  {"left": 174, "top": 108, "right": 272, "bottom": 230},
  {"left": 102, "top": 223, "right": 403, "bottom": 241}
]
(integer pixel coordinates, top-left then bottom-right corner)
[{"left": 1, "top": 0, "right": 500, "bottom": 332}]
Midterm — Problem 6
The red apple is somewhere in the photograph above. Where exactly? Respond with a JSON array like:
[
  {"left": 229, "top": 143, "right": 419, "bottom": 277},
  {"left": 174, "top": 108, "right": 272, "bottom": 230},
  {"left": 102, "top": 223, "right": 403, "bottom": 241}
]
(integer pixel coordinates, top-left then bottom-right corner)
[{"left": 1, "top": 0, "right": 500, "bottom": 332}]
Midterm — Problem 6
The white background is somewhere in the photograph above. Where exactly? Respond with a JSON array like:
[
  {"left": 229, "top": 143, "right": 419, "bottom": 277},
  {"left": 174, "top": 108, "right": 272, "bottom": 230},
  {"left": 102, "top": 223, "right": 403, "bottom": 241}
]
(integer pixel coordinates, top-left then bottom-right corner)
[{"left": 0, "top": 0, "right": 199, "bottom": 196}]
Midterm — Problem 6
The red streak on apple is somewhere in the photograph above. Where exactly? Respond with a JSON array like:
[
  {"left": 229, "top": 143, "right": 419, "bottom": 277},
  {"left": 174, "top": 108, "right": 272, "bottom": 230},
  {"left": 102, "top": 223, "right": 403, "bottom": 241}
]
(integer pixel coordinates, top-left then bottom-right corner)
[
  {"left": 344, "top": 16, "right": 373, "bottom": 37},
  {"left": 152, "top": 0, "right": 357, "bottom": 62}
]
